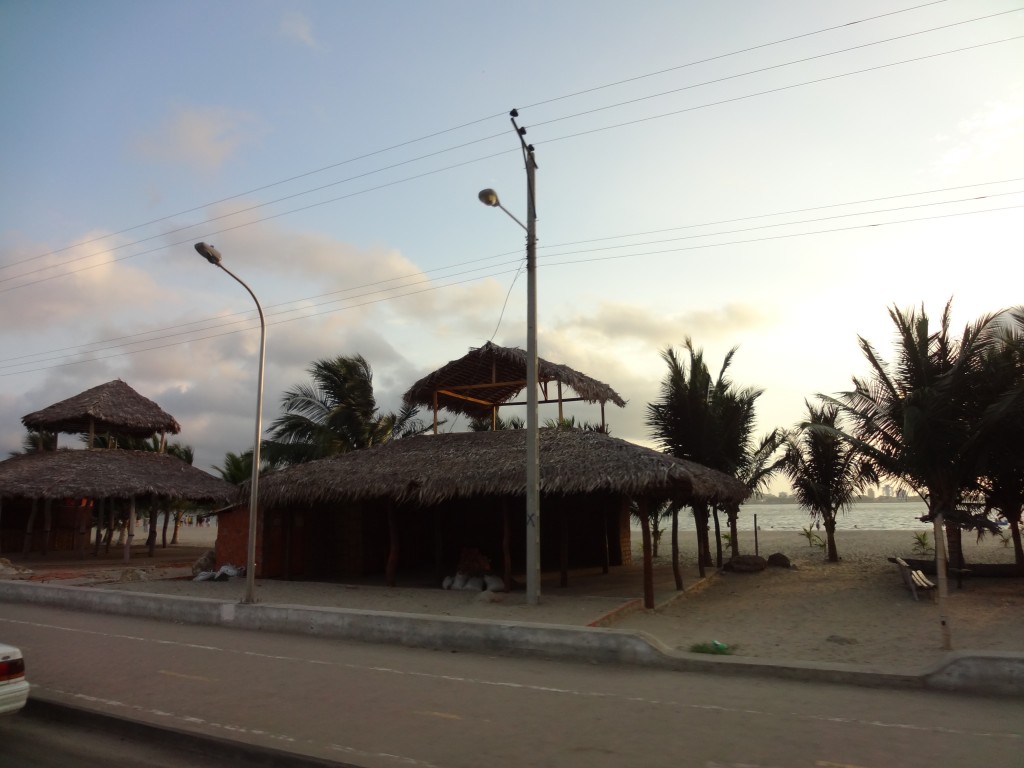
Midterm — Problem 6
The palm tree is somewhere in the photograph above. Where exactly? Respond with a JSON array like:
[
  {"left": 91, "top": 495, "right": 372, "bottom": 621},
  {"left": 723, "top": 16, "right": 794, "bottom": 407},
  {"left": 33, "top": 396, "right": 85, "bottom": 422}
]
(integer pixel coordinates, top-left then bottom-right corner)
[
  {"left": 12, "top": 429, "right": 56, "bottom": 455},
  {"left": 825, "top": 301, "right": 1009, "bottom": 569},
  {"left": 824, "top": 300, "right": 1015, "bottom": 650},
  {"left": 975, "top": 308, "right": 1024, "bottom": 571},
  {"left": 213, "top": 450, "right": 254, "bottom": 484},
  {"left": 727, "top": 429, "right": 787, "bottom": 559},
  {"left": 782, "top": 401, "right": 877, "bottom": 562},
  {"left": 646, "top": 339, "right": 765, "bottom": 576},
  {"left": 265, "top": 354, "right": 425, "bottom": 465},
  {"left": 468, "top": 413, "right": 525, "bottom": 431}
]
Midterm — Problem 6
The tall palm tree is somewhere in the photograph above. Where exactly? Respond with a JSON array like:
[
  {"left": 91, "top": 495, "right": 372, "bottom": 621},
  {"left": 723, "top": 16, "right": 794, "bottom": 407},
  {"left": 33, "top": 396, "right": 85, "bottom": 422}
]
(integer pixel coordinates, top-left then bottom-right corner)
[
  {"left": 646, "top": 339, "right": 765, "bottom": 575},
  {"left": 824, "top": 300, "right": 1013, "bottom": 650},
  {"left": 975, "top": 308, "right": 1024, "bottom": 571},
  {"left": 825, "top": 301, "right": 1008, "bottom": 569},
  {"left": 265, "top": 354, "right": 425, "bottom": 465},
  {"left": 782, "top": 401, "right": 877, "bottom": 562}
]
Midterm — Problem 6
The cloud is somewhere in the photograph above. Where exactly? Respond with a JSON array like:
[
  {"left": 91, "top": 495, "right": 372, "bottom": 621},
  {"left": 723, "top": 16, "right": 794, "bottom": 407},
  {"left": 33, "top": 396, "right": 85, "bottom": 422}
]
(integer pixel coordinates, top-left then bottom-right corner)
[
  {"left": 281, "top": 12, "right": 317, "bottom": 49},
  {"left": 133, "top": 106, "right": 261, "bottom": 173},
  {"left": 932, "top": 90, "right": 1024, "bottom": 175}
]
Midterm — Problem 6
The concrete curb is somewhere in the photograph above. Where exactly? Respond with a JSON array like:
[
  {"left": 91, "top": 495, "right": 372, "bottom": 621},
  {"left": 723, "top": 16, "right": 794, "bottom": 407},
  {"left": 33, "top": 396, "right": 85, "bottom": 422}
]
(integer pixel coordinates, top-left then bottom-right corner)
[
  {"left": 2, "top": 580, "right": 1021, "bottom": 697},
  {"left": 21, "top": 695, "right": 351, "bottom": 767}
]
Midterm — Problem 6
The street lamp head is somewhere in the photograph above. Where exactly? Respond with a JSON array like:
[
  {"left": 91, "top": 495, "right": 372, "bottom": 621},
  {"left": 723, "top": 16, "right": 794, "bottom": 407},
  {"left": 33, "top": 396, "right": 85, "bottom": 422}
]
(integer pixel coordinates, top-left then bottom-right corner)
[
  {"left": 478, "top": 189, "right": 500, "bottom": 207},
  {"left": 194, "top": 242, "right": 222, "bottom": 265}
]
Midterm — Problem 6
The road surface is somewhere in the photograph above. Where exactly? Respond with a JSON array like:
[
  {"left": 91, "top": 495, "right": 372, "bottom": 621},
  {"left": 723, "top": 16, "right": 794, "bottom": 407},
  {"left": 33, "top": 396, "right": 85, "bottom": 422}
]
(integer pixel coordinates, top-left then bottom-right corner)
[{"left": 1, "top": 602, "right": 1020, "bottom": 767}]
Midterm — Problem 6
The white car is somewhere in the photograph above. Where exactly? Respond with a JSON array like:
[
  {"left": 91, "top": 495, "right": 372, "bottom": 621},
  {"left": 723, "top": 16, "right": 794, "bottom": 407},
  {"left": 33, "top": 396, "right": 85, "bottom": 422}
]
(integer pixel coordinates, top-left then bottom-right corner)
[{"left": 0, "top": 642, "right": 29, "bottom": 715}]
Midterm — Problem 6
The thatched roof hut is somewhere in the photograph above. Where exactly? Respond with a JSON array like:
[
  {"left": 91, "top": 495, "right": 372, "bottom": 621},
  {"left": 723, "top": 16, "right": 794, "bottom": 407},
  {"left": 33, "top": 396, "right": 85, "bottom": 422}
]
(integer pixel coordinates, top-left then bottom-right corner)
[
  {"left": 251, "top": 429, "right": 747, "bottom": 607},
  {"left": 402, "top": 342, "right": 626, "bottom": 427},
  {"left": 21, "top": 379, "right": 181, "bottom": 441},
  {"left": 0, "top": 450, "right": 234, "bottom": 503},
  {"left": 256, "top": 429, "right": 746, "bottom": 508}
]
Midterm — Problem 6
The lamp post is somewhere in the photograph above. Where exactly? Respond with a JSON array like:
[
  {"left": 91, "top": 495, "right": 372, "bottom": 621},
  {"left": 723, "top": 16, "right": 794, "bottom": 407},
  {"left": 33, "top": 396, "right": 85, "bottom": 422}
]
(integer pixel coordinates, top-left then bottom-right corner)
[
  {"left": 478, "top": 120, "right": 540, "bottom": 604},
  {"left": 194, "top": 242, "right": 265, "bottom": 605}
]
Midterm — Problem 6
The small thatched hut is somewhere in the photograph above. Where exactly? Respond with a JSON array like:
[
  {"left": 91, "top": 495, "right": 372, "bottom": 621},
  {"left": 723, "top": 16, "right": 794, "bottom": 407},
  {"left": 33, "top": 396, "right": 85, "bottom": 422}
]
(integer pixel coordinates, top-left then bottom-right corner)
[
  {"left": 3, "top": 380, "right": 229, "bottom": 560},
  {"left": 402, "top": 342, "right": 627, "bottom": 430},
  {"left": 21, "top": 378, "right": 181, "bottom": 448},
  {"left": 0, "top": 450, "right": 235, "bottom": 557},
  {"left": 236, "top": 429, "right": 747, "bottom": 607}
]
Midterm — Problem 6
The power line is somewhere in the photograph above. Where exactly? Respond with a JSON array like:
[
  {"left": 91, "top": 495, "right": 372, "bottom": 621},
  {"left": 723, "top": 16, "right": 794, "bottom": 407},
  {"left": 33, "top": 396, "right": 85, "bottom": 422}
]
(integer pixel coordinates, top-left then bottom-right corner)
[
  {"left": 6, "top": 30, "right": 1018, "bottom": 294},
  {"left": 3, "top": 200, "right": 1019, "bottom": 377},
  {"left": 3, "top": 177, "right": 1017, "bottom": 367},
  {"left": 3, "top": 0, "right": 960, "bottom": 272},
  {"left": 539, "top": 35, "right": 1024, "bottom": 147},
  {"left": 520, "top": 1, "right": 953, "bottom": 111},
  {"left": 530, "top": 8, "right": 1022, "bottom": 131}
]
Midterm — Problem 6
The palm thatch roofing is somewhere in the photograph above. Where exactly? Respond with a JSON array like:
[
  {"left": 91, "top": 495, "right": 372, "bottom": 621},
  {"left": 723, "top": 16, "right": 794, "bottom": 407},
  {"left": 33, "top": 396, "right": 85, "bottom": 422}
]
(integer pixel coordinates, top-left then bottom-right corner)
[
  {"left": 0, "top": 449, "right": 234, "bottom": 503},
  {"left": 402, "top": 342, "right": 627, "bottom": 419},
  {"left": 21, "top": 379, "right": 181, "bottom": 439},
  {"left": 254, "top": 429, "right": 748, "bottom": 509}
]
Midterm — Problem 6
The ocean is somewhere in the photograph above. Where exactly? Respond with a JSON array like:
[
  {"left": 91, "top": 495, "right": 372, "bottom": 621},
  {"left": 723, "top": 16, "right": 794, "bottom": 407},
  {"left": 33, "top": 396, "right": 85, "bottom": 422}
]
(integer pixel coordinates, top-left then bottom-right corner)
[{"left": 638, "top": 500, "right": 933, "bottom": 533}]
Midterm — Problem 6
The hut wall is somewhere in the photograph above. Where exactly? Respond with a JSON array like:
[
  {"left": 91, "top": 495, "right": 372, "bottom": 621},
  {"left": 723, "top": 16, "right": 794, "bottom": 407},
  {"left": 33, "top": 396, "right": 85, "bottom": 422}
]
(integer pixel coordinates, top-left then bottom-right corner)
[
  {"left": 214, "top": 505, "right": 263, "bottom": 575},
  {"left": 255, "top": 491, "right": 632, "bottom": 584},
  {"left": 0, "top": 498, "right": 93, "bottom": 554}
]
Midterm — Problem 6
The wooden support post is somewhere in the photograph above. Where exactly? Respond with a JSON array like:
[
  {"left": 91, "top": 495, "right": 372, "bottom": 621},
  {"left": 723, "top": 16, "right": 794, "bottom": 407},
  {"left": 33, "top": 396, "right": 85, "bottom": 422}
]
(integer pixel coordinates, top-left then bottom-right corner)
[
  {"left": 557, "top": 381, "right": 563, "bottom": 423},
  {"left": 41, "top": 499, "right": 52, "bottom": 556},
  {"left": 639, "top": 498, "right": 655, "bottom": 609},
  {"left": 386, "top": 504, "right": 399, "bottom": 587},
  {"left": 124, "top": 497, "right": 135, "bottom": 563},
  {"left": 433, "top": 507, "right": 443, "bottom": 586},
  {"left": 559, "top": 506, "right": 568, "bottom": 588},
  {"left": 76, "top": 501, "right": 88, "bottom": 559},
  {"left": 601, "top": 502, "right": 609, "bottom": 575},
  {"left": 502, "top": 500, "right": 513, "bottom": 592},
  {"left": 23, "top": 499, "right": 37, "bottom": 554},
  {"left": 432, "top": 392, "right": 439, "bottom": 435}
]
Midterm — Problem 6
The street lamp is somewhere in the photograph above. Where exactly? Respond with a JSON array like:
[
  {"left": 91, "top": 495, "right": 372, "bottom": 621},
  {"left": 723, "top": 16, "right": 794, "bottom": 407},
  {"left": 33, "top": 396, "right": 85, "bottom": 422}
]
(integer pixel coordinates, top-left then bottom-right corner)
[
  {"left": 478, "top": 122, "right": 540, "bottom": 604},
  {"left": 194, "top": 241, "right": 266, "bottom": 605}
]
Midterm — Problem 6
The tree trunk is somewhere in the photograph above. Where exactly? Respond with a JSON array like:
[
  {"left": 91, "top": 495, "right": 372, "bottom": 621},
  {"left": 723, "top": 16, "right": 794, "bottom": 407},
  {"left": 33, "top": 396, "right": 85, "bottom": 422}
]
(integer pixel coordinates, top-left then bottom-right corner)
[
  {"left": 671, "top": 507, "right": 682, "bottom": 591},
  {"left": 944, "top": 520, "right": 964, "bottom": 570},
  {"left": 712, "top": 506, "right": 723, "bottom": 568},
  {"left": 123, "top": 497, "right": 135, "bottom": 563},
  {"left": 934, "top": 512, "right": 952, "bottom": 651},
  {"left": 693, "top": 503, "right": 706, "bottom": 578},
  {"left": 824, "top": 513, "right": 839, "bottom": 562},
  {"left": 728, "top": 507, "right": 739, "bottom": 559},
  {"left": 638, "top": 499, "right": 655, "bottom": 609},
  {"left": 161, "top": 510, "right": 171, "bottom": 548},
  {"left": 1009, "top": 514, "right": 1023, "bottom": 574},
  {"left": 147, "top": 507, "right": 158, "bottom": 556},
  {"left": 171, "top": 510, "right": 182, "bottom": 545}
]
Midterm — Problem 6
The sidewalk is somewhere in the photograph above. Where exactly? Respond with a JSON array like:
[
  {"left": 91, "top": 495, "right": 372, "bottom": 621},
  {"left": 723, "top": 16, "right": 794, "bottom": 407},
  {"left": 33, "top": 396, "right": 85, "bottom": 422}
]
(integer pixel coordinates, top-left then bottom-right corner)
[{"left": 3, "top": 540, "right": 1023, "bottom": 697}]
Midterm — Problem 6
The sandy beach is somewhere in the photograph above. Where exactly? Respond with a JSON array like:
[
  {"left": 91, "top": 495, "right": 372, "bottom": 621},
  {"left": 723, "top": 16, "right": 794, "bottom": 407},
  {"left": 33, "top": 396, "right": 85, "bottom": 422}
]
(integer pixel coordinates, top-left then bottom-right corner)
[{"left": 32, "top": 524, "right": 1013, "bottom": 674}]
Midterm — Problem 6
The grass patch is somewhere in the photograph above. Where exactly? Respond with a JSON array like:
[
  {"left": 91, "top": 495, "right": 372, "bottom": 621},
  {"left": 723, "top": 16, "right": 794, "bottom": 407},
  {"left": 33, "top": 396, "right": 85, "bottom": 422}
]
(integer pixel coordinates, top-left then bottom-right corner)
[{"left": 689, "top": 641, "right": 734, "bottom": 655}]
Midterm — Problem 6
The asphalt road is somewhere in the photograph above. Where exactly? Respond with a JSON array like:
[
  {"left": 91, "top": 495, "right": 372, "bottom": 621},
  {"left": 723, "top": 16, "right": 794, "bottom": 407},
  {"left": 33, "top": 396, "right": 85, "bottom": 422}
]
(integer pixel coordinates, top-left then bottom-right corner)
[{"left": 1, "top": 601, "right": 1021, "bottom": 768}]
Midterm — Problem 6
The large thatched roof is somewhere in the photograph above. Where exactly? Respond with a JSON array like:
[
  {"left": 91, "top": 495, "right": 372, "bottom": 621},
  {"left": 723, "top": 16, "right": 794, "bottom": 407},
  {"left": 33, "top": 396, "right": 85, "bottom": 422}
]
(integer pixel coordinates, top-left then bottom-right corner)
[
  {"left": 254, "top": 429, "right": 748, "bottom": 509},
  {"left": 0, "top": 449, "right": 234, "bottom": 503},
  {"left": 21, "top": 379, "right": 181, "bottom": 439},
  {"left": 402, "top": 342, "right": 626, "bottom": 418}
]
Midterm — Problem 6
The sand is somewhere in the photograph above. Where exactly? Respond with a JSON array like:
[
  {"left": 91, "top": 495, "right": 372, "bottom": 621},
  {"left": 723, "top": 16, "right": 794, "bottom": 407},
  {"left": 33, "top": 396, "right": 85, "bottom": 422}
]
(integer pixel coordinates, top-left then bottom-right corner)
[{"left": 10, "top": 525, "right": 1022, "bottom": 673}]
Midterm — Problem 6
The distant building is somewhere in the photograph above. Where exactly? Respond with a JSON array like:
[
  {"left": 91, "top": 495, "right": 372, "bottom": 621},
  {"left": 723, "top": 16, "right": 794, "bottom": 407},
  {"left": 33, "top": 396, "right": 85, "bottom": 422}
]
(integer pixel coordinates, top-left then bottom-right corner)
[
  {"left": 867, "top": 488, "right": 876, "bottom": 499},
  {"left": 882, "top": 484, "right": 893, "bottom": 497}
]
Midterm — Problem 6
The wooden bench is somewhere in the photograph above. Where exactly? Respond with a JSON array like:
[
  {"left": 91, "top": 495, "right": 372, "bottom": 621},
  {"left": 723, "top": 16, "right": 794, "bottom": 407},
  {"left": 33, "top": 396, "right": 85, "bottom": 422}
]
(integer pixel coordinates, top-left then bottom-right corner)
[{"left": 893, "top": 557, "right": 936, "bottom": 601}]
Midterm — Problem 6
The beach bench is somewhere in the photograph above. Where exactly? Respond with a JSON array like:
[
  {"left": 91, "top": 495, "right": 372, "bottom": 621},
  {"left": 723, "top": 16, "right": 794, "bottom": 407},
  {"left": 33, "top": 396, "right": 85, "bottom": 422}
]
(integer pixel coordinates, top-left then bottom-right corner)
[{"left": 893, "top": 557, "right": 936, "bottom": 601}]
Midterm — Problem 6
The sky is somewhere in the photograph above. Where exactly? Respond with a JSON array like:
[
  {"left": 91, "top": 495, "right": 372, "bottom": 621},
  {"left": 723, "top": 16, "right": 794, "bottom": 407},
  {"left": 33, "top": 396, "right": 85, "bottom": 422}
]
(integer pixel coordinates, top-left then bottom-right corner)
[{"left": 1, "top": 0, "right": 1021, "bottom": 493}]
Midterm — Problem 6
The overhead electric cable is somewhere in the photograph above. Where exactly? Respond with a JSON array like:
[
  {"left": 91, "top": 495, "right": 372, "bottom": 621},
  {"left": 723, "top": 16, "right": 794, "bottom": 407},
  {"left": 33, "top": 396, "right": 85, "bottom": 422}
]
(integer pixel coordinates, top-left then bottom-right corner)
[
  {"left": 538, "top": 35, "right": 1024, "bottom": 144},
  {"left": 2, "top": 178, "right": 1019, "bottom": 367},
  {"left": 530, "top": 9, "right": 1023, "bottom": 130},
  {"left": 7, "top": 31, "right": 1018, "bottom": 294},
  {"left": 3, "top": 199, "right": 1019, "bottom": 374},
  {"left": 7, "top": 0, "right": 954, "bottom": 270}
]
